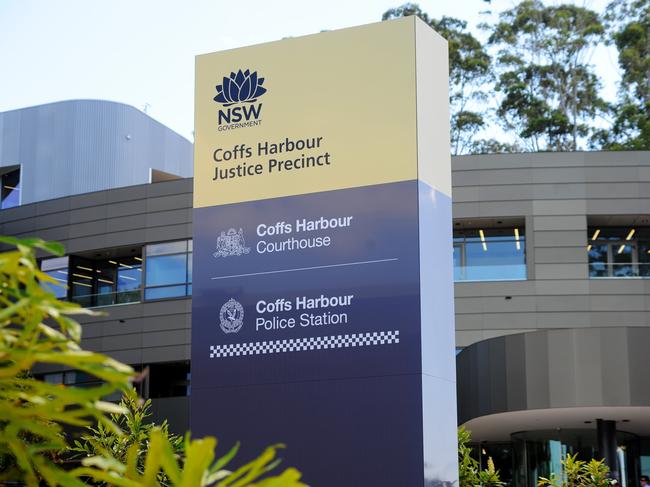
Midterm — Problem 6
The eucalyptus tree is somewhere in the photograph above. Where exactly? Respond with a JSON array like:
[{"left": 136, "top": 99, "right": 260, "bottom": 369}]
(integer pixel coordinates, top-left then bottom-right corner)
[
  {"left": 596, "top": 0, "right": 650, "bottom": 149},
  {"left": 383, "top": 4, "right": 494, "bottom": 154},
  {"left": 487, "top": 0, "right": 607, "bottom": 151}
]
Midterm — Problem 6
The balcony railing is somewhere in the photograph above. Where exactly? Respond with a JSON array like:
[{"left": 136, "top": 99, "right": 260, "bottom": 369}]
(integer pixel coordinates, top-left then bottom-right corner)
[
  {"left": 454, "top": 264, "right": 527, "bottom": 282},
  {"left": 588, "top": 262, "right": 650, "bottom": 278},
  {"left": 70, "top": 290, "right": 141, "bottom": 308}
]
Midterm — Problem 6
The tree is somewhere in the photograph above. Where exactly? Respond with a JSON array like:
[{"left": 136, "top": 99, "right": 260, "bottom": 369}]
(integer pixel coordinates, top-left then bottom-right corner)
[
  {"left": 383, "top": 4, "right": 495, "bottom": 154},
  {"left": 487, "top": 0, "right": 608, "bottom": 151},
  {"left": 596, "top": 0, "right": 650, "bottom": 149},
  {"left": 0, "top": 236, "right": 305, "bottom": 486}
]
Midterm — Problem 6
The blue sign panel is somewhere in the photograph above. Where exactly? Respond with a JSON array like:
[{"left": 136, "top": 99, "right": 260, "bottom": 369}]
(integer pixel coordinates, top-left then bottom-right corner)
[{"left": 192, "top": 181, "right": 456, "bottom": 485}]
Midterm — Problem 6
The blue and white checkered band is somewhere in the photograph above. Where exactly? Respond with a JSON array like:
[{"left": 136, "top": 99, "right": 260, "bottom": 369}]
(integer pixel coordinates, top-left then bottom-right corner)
[{"left": 209, "top": 330, "right": 400, "bottom": 358}]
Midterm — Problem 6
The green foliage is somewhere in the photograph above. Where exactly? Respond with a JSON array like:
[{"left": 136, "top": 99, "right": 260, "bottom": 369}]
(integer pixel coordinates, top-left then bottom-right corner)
[
  {"left": 72, "top": 387, "right": 184, "bottom": 486},
  {"left": 72, "top": 432, "right": 305, "bottom": 487},
  {"left": 383, "top": 4, "right": 495, "bottom": 155},
  {"left": 0, "top": 237, "right": 305, "bottom": 486},
  {"left": 458, "top": 426, "right": 503, "bottom": 487},
  {"left": 0, "top": 235, "right": 134, "bottom": 485},
  {"left": 487, "top": 0, "right": 607, "bottom": 151},
  {"left": 597, "top": 0, "right": 650, "bottom": 149},
  {"left": 538, "top": 453, "right": 610, "bottom": 487},
  {"left": 382, "top": 1, "right": 649, "bottom": 154}
]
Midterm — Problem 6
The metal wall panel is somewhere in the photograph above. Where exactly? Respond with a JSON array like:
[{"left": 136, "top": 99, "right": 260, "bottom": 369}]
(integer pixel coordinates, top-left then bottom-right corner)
[
  {"left": 0, "top": 100, "right": 193, "bottom": 205},
  {"left": 453, "top": 151, "right": 650, "bottom": 347}
]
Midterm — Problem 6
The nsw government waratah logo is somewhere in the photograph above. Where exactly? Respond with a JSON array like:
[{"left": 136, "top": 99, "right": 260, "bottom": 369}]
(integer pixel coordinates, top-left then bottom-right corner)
[
  {"left": 214, "top": 69, "right": 266, "bottom": 130},
  {"left": 219, "top": 298, "right": 244, "bottom": 334}
]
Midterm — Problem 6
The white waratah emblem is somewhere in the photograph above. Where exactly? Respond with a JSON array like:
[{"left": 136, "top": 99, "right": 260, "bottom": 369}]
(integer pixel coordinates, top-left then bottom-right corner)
[
  {"left": 219, "top": 298, "right": 244, "bottom": 334},
  {"left": 214, "top": 228, "right": 250, "bottom": 258}
]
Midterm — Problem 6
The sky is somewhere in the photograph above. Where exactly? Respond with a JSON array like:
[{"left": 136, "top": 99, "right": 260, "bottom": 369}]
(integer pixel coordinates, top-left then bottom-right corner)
[{"left": 0, "top": 0, "right": 619, "bottom": 141}]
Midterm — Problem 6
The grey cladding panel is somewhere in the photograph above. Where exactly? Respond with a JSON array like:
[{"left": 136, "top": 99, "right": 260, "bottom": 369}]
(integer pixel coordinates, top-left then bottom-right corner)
[
  {"left": 0, "top": 100, "right": 193, "bottom": 205},
  {"left": 534, "top": 230, "right": 586, "bottom": 247},
  {"left": 533, "top": 215, "right": 586, "bottom": 231},
  {"left": 457, "top": 327, "right": 650, "bottom": 424}
]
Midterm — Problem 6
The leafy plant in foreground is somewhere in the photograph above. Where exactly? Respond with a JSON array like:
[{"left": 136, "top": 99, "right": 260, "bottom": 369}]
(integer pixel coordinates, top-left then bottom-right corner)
[
  {"left": 0, "top": 236, "right": 305, "bottom": 486},
  {"left": 538, "top": 453, "right": 610, "bottom": 487},
  {"left": 458, "top": 426, "right": 503, "bottom": 487}
]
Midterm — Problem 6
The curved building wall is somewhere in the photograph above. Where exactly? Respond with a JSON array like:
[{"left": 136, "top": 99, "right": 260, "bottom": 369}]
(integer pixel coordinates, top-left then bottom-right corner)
[
  {"left": 0, "top": 100, "right": 193, "bottom": 205},
  {"left": 456, "top": 327, "right": 650, "bottom": 425}
]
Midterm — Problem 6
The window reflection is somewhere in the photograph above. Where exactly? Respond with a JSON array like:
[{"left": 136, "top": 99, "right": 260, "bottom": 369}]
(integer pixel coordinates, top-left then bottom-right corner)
[
  {"left": 454, "top": 227, "right": 526, "bottom": 281},
  {"left": 69, "top": 255, "right": 142, "bottom": 307},
  {"left": 144, "top": 240, "right": 192, "bottom": 300},
  {"left": 1, "top": 168, "right": 20, "bottom": 209},
  {"left": 587, "top": 226, "right": 650, "bottom": 278},
  {"left": 40, "top": 257, "right": 69, "bottom": 299}
]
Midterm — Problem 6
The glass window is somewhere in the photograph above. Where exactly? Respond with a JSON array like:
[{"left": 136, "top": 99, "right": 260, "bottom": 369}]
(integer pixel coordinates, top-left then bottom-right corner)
[
  {"left": 40, "top": 256, "right": 69, "bottom": 299},
  {"left": 588, "top": 226, "right": 650, "bottom": 278},
  {"left": 454, "top": 227, "right": 526, "bottom": 282},
  {"left": 639, "top": 242, "right": 650, "bottom": 277},
  {"left": 146, "top": 254, "right": 187, "bottom": 287},
  {"left": 144, "top": 240, "right": 192, "bottom": 300},
  {"left": 145, "top": 285, "right": 188, "bottom": 300},
  {"left": 147, "top": 240, "right": 188, "bottom": 256},
  {"left": 70, "top": 257, "right": 95, "bottom": 306},
  {"left": 116, "top": 257, "right": 142, "bottom": 304},
  {"left": 43, "top": 372, "right": 64, "bottom": 385},
  {"left": 69, "top": 254, "right": 142, "bottom": 307},
  {"left": 612, "top": 244, "right": 634, "bottom": 277},
  {"left": 41, "top": 370, "right": 102, "bottom": 388},
  {"left": 1, "top": 168, "right": 20, "bottom": 209},
  {"left": 147, "top": 362, "right": 190, "bottom": 398},
  {"left": 587, "top": 244, "right": 608, "bottom": 277}
]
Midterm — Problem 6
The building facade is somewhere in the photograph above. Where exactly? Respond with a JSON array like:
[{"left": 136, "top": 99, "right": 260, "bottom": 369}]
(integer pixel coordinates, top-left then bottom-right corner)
[
  {"left": 1, "top": 101, "right": 649, "bottom": 487},
  {"left": 0, "top": 99, "right": 193, "bottom": 207}
]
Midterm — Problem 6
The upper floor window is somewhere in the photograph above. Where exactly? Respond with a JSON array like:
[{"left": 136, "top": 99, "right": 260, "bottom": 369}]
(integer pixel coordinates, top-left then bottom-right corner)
[
  {"left": 1, "top": 167, "right": 21, "bottom": 209},
  {"left": 454, "top": 221, "right": 526, "bottom": 282},
  {"left": 38, "top": 242, "right": 194, "bottom": 307},
  {"left": 588, "top": 226, "right": 650, "bottom": 278},
  {"left": 144, "top": 240, "right": 192, "bottom": 300},
  {"left": 40, "top": 256, "right": 69, "bottom": 299},
  {"left": 69, "top": 253, "right": 142, "bottom": 307}
]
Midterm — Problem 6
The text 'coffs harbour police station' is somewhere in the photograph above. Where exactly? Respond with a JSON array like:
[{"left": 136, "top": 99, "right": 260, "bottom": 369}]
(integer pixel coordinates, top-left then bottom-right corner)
[{"left": 211, "top": 136, "right": 331, "bottom": 181}]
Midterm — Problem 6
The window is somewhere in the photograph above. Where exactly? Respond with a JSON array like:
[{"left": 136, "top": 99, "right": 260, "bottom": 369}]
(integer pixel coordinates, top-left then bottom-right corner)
[
  {"left": 1, "top": 167, "right": 20, "bottom": 209},
  {"left": 588, "top": 226, "right": 650, "bottom": 278},
  {"left": 144, "top": 240, "right": 192, "bottom": 300},
  {"left": 39, "top": 369, "right": 128, "bottom": 402},
  {"left": 454, "top": 226, "right": 526, "bottom": 281},
  {"left": 42, "top": 370, "right": 102, "bottom": 388},
  {"left": 147, "top": 362, "right": 191, "bottom": 398},
  {"left": 40, "top": 256, "right": 69, "bottom": 299},
  {"left": 69, "top": 254, "right": 142, "bottom": 307}
]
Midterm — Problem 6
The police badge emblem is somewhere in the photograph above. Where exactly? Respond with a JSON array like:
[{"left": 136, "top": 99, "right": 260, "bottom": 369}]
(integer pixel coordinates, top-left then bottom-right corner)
[
  {"left": 219, "top": 298, "right": 244, "bottom": 334},
  {"left": 213, "top": 228, "right": 250, "bottom": 258}
]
